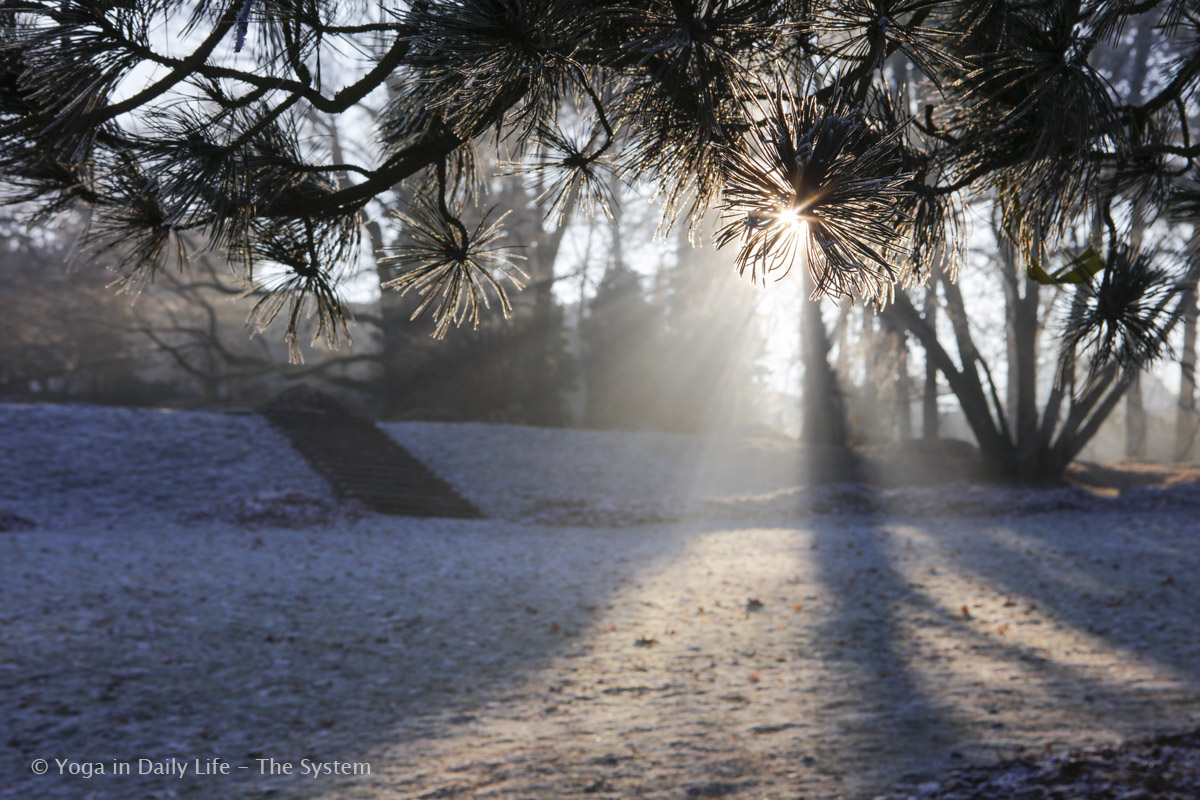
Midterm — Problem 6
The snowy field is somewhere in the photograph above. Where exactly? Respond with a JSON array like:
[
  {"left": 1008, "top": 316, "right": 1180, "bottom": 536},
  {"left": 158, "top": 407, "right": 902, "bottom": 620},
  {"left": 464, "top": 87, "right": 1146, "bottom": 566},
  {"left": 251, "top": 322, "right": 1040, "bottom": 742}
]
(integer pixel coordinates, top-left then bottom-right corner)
[{"left": 2, "top": 402, "right": 1200, "bottom": 800}]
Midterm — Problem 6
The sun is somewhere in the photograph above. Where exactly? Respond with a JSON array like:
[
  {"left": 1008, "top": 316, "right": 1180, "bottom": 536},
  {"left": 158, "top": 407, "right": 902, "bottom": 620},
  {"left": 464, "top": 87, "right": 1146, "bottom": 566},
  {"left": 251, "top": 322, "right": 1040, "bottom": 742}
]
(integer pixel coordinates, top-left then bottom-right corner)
[
  {"left": 779, "top": 209, "right": 809, "bottom": 238},
  {"left": 774, "top": 201, "right": 812, "bottom": 240}
]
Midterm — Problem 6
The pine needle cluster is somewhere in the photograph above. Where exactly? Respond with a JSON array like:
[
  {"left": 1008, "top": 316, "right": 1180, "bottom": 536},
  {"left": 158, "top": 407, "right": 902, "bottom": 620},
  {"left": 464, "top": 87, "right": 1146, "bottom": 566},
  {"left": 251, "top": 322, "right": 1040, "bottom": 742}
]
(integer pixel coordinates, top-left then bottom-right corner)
[{"left": 1, "top": 0, "right": 1197, "bottom": 368}]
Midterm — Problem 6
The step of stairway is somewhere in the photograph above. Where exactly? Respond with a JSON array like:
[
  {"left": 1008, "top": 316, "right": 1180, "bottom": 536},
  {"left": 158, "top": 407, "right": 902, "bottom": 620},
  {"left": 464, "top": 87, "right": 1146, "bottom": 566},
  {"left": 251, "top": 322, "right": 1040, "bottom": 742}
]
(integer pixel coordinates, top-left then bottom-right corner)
[{"left": 260, "top": 407, "right": 482, "bottom": 519}]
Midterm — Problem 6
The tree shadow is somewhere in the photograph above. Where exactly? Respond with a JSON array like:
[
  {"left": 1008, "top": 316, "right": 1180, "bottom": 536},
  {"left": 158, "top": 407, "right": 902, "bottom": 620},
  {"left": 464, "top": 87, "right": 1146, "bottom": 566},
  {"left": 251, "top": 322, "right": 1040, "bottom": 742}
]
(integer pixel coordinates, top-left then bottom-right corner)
[
  {"left": 922, "top": 512, "right": 1200, "bottom": 687},
  {"left": 776, "top": 494, "right": 1200, "bottom": 799},
  {"left": 788, "top": 452, "right": 973, "bottom": 797},
  {"left": 0, "top": 518, "right": 699, "bottom": 800},
  {"left": 6, "top": 451, "right": 1199, "bottom": 800}
]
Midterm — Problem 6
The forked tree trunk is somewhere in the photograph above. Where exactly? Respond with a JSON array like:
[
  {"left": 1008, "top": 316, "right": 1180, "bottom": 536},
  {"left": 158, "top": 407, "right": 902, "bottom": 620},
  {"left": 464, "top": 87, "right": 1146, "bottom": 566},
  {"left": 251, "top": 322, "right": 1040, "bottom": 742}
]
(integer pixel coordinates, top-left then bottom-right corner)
[{"left": 882, "top": 290, "right": 1012, "bottom": 470}]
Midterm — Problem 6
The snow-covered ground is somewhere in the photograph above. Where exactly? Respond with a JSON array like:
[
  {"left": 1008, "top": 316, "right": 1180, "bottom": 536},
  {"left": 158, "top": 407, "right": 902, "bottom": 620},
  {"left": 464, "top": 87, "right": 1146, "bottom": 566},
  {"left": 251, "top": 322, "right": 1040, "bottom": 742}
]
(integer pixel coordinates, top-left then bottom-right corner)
[
  {"left": 2, "top": 403, "right": 1200, "bottom": 800},
  {"left": 384, "top": 420, "right": 812, "bottom": 525},
  {"left": 385, "top": 420, "right": 1200, "bottom": 525},
  {"left": 0, "top": 403, "right": 333, "bottom": 529},
  {"left": 4, "top": 403, "right": 1199, "bottom": 531}
]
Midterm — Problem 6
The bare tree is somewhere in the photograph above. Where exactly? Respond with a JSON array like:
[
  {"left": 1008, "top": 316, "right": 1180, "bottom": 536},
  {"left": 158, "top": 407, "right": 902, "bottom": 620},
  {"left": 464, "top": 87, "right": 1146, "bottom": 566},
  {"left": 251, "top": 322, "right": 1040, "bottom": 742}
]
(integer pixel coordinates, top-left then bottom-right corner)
[{"left": 4, "top": 1, "right": 1199, "bottom": 458}]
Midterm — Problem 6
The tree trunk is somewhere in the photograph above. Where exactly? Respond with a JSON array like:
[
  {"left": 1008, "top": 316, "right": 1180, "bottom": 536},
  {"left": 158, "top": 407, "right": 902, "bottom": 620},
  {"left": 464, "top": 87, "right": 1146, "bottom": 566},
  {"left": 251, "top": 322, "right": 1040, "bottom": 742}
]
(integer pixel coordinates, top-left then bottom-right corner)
[
  {"left": 517, "top": 187, "right": 572, "bottom": 427},
  {"left": 1125, "top": 374, "right": 1147, "bottom": 459},
  {"left": 997, "top": 235, "right": 1040, "bottom": 447},
  {"left": 895, "top": 331, "right": 913, "bottom": 441},
  {"left": 1119, "top": 25, "right": 1156, "bottom": 459},
  {"left": 1009, "top": 277, "right": 1040, "bottom": 476},
  {"left": 859, "top": 307, "right": 877, "bottom": 438},
  {"left": 883, "top": 291, "right": 1012, "bottom": 470},
  {"left": 1176, "top": 287, "right": 1198, "bottom": 461},
  {"left": 921, "top": 284, "right": 939, "bottom": 440},
  {"left": 800, "top": 276, "right": 848, "bottom": 446}
]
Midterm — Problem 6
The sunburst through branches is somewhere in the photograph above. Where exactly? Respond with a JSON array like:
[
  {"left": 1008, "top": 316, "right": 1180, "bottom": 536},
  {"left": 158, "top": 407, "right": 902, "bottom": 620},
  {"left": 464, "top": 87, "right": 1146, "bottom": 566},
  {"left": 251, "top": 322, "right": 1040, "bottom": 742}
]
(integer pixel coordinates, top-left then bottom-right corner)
[
  {"left": 715, "top": 87, "right": 915, "bottom": 299},
  {"left": 1059, "top": 244, "right": 1182, "bottom": 385},
  {"left": 381, "top": 194, "right": 527, "bottom": 339}
]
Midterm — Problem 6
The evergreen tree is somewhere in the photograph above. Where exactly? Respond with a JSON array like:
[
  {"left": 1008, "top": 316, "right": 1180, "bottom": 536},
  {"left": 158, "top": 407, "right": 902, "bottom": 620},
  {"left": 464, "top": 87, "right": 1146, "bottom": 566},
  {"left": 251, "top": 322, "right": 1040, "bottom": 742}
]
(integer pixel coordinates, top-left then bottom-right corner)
[
  {"left": 2, "top": 0, "right": 1198, "bottom": 398},
  {"left": 581, "top": 260, "right": 654, "bottom": 428}
]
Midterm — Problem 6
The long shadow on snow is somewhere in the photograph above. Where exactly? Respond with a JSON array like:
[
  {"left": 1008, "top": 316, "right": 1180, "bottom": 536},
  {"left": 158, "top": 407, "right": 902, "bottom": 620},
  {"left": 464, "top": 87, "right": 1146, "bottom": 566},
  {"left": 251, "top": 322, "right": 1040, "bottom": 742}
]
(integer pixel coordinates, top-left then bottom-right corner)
[
  {"left": 718, "top": 485, "right": 1200, "bottom": 799},
  {"left": 791, "top": 455, "right": 972, "bottom": 800},
  {"left": 0, "top": 517, "right": 698, "bottom": 800}
]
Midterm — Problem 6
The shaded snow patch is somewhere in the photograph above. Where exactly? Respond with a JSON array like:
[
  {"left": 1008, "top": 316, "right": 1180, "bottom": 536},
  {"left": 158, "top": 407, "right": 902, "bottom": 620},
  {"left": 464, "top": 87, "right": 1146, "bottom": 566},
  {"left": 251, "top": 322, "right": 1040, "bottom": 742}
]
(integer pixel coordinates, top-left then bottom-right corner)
[{"left": 180, "top": 490, "right": 361, "bottom": 529}]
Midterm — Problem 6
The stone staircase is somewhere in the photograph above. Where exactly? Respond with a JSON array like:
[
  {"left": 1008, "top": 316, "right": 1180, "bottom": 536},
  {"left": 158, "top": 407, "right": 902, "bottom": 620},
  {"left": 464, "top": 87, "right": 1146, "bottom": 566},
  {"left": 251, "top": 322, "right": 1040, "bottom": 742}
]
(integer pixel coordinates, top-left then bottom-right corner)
[{"left": 261, "top": 405, "right": 482, "bottom": 519}]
